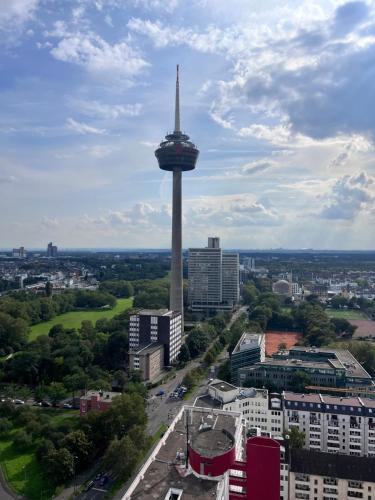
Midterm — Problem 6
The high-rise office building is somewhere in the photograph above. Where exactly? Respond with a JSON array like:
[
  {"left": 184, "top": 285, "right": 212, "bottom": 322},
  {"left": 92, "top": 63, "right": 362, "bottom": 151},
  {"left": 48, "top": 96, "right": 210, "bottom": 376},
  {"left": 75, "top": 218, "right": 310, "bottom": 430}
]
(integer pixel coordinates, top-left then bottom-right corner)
[
  {"left": 155, "top": 66, "right": 199, "bottom": 319},
  {"left": 188, "top": 237, "right": 239, "bottom": 312},
  {"left": 47, "top": 242, "right": 58, "bottom": 258},
  {"left": 128, "top": 309, "right": 182, "bottom": 366},
  {"left": 12, "top": 247, "right": 26, "bottom": 258}
]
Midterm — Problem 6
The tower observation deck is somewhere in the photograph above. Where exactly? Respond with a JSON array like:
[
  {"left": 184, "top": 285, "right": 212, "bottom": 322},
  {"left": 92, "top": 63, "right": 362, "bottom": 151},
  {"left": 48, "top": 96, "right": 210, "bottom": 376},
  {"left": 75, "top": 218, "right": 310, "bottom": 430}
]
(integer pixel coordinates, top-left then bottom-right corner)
[{"left": 155, "top": 65, "right": 199, "bottom": 317}]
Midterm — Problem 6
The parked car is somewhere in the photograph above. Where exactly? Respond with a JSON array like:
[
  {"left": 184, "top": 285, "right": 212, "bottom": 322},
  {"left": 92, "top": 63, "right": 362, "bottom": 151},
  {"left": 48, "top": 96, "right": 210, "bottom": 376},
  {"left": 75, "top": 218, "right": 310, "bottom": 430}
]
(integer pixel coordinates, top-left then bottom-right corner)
[
  {"left": 14, "top": 399, "right": 25, "bottom": 405},
  {"left": 63, "top": 403, "right": 73, "bottom": 409},
  {"left": 84, "top": 481, "right": 94, "bottom": 492},
  {"left": 156, "top": 390, "right": 165, "bottom": 397},
  {"left": 99, "top": 475, "right": 109, "bottom": 487},
  {"left": 41, "top": 401, "right": 52, "bottom": 407},
  {"left": 95, "top": 472, "right": 103, "bottom": 481}
]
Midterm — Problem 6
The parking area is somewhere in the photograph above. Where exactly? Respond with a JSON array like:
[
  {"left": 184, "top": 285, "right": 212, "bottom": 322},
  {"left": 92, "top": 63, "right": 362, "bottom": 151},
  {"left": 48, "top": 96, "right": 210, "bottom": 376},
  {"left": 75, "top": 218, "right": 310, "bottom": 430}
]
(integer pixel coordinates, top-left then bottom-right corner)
[{"left": 77, "top": 473, "right": 114, "bottom": 500}]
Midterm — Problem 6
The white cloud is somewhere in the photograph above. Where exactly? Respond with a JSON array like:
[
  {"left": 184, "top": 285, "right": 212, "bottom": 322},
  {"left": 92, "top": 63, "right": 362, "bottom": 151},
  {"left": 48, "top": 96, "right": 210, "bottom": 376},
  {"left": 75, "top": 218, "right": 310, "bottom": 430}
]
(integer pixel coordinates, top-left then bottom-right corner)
[
  {"left": 47, "top": 22, "right": 149, "bottom": 78},
  {"left": 0, "top": 0, "right": 38, "bottom": 30},
  {"left": 70, "top": 99, "right": 142, "bottom": 119},
  {"left": 320, "top": 171, "right": 375, "bottom": 220},
  {"left": 66, "top": 118, "right": 107, "bottom": 135},
  {"left": 41, "top": 216, "right": 59, "bottom": 229}
]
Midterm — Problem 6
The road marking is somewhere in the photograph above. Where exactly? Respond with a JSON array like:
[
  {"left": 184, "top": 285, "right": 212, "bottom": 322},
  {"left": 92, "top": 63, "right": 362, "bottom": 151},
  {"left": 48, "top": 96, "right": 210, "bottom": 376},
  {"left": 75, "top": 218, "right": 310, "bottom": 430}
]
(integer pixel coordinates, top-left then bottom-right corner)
[{"left": 92, "top": 487, "right": 108, "bottom": 492}]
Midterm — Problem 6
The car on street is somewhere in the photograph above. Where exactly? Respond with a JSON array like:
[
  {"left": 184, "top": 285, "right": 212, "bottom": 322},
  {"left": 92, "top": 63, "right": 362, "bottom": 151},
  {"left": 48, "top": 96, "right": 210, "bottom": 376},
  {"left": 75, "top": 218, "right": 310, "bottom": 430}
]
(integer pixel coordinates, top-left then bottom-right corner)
[
  {"left": 84, "top": 480, "right": 94, "bottom": 492},
  {"left": 156, "top": 390, "right": 165, "bottom": 397},
  {"left": 63, "top": 403, "right": 73, "bottom": 409},
  {"left": 99, "top": 474, "right": 109, "bottom": 487}
]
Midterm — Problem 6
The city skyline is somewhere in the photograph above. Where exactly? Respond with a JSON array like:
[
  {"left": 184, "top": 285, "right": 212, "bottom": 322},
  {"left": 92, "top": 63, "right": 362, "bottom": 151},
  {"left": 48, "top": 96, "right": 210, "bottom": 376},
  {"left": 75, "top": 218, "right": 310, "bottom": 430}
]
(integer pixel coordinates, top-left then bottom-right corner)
[{"left": 1, "top": 1, "right": 375, "bottom": 249}]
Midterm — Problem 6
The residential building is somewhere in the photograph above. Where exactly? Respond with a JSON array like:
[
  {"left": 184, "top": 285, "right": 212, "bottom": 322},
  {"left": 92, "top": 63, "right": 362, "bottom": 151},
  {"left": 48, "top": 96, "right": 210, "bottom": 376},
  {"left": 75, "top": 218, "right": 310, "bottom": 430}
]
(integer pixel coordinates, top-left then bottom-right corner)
[
  {"left": 128, "top": 343, "right": 164, "bottom": 382},
  {"left": 238, "top": 346, "right": 374, "bottom": 390},
  {"left": 230, "top": 333, "right": 265, "bottom": 385},
  {"left": 122, "top": 405, "right": 281, "bottom": 500},
  {"left": 128, "top": 309, "right": 182, "bottom": 366},
  {"left": 284, "top": 392, "right": 375, "bottom": 457},
  {"left": 80, "top": 390, "right": 120, "bottom": 416},
  {"left": 289, "top": 448, "right": 375, "bottom": 500},
  {"left": 47, "top": 242, "right": 58, "bottom": 258},
  {"left": 188, "top": 237, "right": 239, "bottom": 313}
]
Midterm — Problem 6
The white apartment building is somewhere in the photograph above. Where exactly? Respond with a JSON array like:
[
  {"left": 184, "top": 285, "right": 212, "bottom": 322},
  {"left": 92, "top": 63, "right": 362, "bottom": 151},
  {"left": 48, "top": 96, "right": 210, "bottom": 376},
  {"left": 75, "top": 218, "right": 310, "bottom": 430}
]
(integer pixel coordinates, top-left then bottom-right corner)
[
  {"left": 129, "top": 309, "right": 182, "bottom": 366},
  {"left": 284, "top": 392, "right": 375, "bottom": 458},
  {"left": 188, "top": 237, "right": 239, "bottom": 312}
]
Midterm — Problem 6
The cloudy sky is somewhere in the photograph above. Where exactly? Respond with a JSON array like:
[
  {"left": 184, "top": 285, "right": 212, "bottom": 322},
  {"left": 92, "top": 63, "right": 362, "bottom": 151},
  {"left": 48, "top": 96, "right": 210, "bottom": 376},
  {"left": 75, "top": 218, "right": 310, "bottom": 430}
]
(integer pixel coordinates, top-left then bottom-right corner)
[{"left": 1, "top": 0, "right": 375, "bottom": 249}]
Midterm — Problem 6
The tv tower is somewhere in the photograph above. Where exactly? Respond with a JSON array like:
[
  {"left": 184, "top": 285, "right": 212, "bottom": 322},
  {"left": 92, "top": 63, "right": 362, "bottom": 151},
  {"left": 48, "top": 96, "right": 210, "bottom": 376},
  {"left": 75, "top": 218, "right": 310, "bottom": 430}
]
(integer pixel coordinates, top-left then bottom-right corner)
[{"left": 155, "top": 66, "right": 199, "bottom": 317}]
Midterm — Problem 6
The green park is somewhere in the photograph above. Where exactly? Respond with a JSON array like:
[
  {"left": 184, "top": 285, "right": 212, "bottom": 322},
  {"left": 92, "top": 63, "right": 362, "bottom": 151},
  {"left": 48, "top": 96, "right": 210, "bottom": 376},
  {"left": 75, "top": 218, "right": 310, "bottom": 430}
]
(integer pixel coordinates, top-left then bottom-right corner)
[{"left": 29, "top": 297, "right": 133, "bottom": 341}]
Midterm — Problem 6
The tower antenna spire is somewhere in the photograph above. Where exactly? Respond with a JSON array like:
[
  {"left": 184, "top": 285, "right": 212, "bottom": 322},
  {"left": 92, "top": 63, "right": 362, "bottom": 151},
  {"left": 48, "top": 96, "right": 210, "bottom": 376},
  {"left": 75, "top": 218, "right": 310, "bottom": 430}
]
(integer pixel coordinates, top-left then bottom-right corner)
[{"left": 174, "top": 64, "right": 180, "bottom": 133}]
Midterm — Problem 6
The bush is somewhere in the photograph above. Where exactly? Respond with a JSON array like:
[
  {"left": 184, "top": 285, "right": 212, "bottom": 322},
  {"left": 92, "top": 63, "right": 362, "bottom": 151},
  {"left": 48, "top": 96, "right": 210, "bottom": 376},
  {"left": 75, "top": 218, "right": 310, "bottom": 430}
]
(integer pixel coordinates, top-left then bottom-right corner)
[
  {"left": 0, "top": 417, "right": 12, "bottom": 435},
  {"left": 14, "top": 430, "right": 33, "bottom": 451}
]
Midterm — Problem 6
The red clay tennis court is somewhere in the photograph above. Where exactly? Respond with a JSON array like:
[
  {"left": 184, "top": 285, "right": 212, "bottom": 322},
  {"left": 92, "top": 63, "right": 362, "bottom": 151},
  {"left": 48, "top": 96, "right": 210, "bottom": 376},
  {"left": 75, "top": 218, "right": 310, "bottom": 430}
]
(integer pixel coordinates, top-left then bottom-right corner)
[{"left": 265, "top": 331, "right": 302, "bottom": 356}]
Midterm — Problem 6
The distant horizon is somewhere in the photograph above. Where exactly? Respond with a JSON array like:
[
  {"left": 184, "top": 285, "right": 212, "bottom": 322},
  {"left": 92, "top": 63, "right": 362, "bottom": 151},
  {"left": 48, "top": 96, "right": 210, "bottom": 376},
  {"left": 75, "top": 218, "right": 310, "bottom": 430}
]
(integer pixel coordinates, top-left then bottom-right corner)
[{"left": 2, "top": 247, "right": 375, "bottom": 254}]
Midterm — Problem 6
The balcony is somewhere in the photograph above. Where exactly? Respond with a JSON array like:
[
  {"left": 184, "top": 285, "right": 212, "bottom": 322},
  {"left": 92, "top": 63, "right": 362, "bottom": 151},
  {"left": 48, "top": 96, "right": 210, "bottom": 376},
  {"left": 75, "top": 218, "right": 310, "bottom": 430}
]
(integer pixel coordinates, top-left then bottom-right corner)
[
  {"left": 290, "top": 416, "right": 300, "bottom": 423},
  {"left": 310, "top": 418, "right": 320, "bottom": 425},
  {"left": 350, "top": 423, "right": 360, "bottom": 429},
  {"left": 328, "top": 420, "right": 339, "bottom": 427}
]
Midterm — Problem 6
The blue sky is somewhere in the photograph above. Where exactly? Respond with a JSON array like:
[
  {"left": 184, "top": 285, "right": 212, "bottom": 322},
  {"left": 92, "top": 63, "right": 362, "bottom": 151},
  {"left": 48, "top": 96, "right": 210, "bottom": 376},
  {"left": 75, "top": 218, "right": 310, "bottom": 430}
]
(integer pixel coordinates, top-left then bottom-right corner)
[{"left": 1, "top": 0, "right": 375, "bottom": 249}]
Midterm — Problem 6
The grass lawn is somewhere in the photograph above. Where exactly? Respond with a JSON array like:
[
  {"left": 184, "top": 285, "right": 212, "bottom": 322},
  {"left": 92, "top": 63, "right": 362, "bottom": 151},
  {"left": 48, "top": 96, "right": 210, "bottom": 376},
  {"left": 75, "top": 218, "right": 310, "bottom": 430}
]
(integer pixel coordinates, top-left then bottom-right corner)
[
  {"left": 0, "top": 410, "right": 78, "bottom": 500},
  {"left": 29, "top": 297, "right": 133, "bottom": 341},
  {"left": 325, "top": 309, "right": 367, "bottom": 320}
]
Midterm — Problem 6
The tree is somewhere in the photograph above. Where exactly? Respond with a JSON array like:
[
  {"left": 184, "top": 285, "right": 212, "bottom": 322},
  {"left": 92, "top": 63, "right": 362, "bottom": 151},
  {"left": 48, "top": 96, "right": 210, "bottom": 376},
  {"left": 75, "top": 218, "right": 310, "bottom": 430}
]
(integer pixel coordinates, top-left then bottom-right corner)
[
  {"left": 287, "top": 426, "right": 305, "bottom": 448},
  {"left": 186, "top": 328, "right": 209, "bottom": 358},
  {"left": 278, "top": 342, "right": 287, "bottom": 351},
  {"left": 103, "top": 436, "right": 140, "bottom": 480},
  {"left": 0, "top": 418, "right": 12, "bottom": 435},
  {"left": 217, "top": 360, "right": 231, "bottom": 382},
  {"left": 330, "top": 318, "right": 356, "bottom": 337},
  {"left": 45, "top": 281, "right": 53, "bottom": 297},
  {"left": 242, "top": 283, "right": 259, "bottom": 306},
  {"left": 62, "top": 430, "right": 92, "bottom": 469},
  {"left": 177, "top": 344, "right": 191, "bottom": 364},
  {"left": 47, "top": 382, "right": 67, "bottom": 407},
  {"left": 14, "top": 430, "right": 33, "bottom": 451},
  {"left": 43, "top": 448, "right": 74, "bottom": 484},
  {"left": 290, "top": 371, "right": 311, "bottom": 393}
]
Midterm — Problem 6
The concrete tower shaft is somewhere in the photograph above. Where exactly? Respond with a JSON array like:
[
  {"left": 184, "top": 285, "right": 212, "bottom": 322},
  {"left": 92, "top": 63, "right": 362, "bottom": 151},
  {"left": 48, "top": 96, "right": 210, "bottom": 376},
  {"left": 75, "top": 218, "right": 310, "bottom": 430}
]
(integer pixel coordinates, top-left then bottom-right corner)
[{"left": 155, "top": 66, "right": 199, "bottom": 316}]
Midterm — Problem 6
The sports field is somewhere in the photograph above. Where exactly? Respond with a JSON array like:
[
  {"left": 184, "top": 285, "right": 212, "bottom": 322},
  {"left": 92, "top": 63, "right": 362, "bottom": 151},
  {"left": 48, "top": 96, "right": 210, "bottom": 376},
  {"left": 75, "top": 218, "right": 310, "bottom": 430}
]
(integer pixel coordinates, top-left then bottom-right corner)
[
  {"left": 265, "top": 331, "right": 302, "bottom": 356},
  {"left": 325, "top": 309, "right": 367, "bottom": 320},
  {"left": 29, "top": 297, "right": 133, "bottom": 341}
]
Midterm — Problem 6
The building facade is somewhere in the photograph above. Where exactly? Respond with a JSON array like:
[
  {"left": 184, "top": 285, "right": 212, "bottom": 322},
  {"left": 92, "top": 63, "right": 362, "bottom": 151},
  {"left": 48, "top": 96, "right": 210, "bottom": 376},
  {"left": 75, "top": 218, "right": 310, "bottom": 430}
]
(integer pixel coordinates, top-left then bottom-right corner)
[
  {"left": 289, "top": 449, "right": 375, "bottom": 500},
  {"left": 128, "top": 343, "right": 164, "bottom": 382},
  {"left": 80, "top": 390, "right": 120, "bottom": 416},
  {"left": 129, "top": 309, "right": 182, "bottom": 366},
  {"left": 188, "top": 237, "right": 239, "bottom": 313},
  {"left": 47, "top": 242, "right": 58, "bottom": 257},
  {"left": 284, "top": 392, "right": 375, "bottom": 457},
  {"left": 230, "top": 333, "right": 265, "bottom": 385}
]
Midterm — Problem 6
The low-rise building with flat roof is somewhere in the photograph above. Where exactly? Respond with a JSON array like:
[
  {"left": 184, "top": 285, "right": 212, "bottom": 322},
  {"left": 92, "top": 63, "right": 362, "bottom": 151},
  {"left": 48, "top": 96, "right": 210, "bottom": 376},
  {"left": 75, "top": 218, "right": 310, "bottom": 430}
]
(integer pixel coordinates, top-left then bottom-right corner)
[
  {"left": 80, "top": 390, "right": 120, "bottom": 417},
  {"left": 128, "top": 342, "right": 164, "bottom": 382},
  {"left": 231, "top": 332, "right": 265, "bottom": 385},
  {"left": 238, "top": 346, "right": 373, "bottom": 391}
]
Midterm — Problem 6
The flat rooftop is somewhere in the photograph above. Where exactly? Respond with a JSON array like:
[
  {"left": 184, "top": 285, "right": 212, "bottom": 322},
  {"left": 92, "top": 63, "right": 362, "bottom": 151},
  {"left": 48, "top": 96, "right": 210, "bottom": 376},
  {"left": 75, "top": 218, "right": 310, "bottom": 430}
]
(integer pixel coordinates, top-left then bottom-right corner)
[
  {"left": 256, "top": 349, "right": 372, "bottom": 380},
  {"left": 210, "top": 380, "right": 238, "bottom": 392},
  {"left": 232, "top": 332, "right": 264, "bottom": 354},
  {"left": 125, "top": 406, "right": 240, "bottom": 500},
  {"left": 138, "top": 309, "right": 169, "bottom": 316},
  {"left": 130, "top": 342, "right": 163, "bottom": 355},
  {"left": 284, "top": 392, "right": 375, "bottom": 409},
  {"left": 81, "top": 390, "right": 120, "bottom": 402}
]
